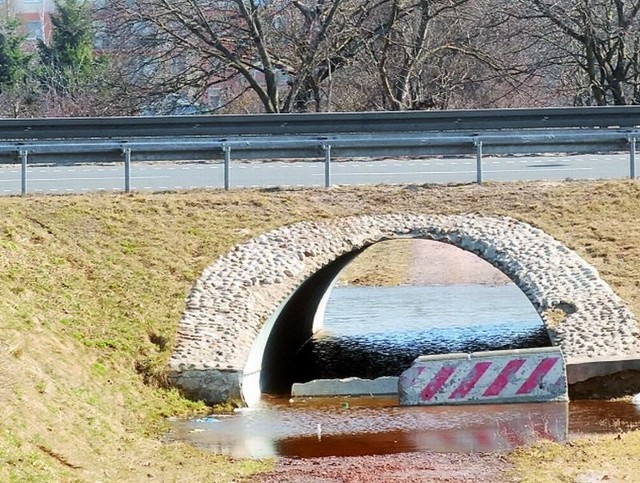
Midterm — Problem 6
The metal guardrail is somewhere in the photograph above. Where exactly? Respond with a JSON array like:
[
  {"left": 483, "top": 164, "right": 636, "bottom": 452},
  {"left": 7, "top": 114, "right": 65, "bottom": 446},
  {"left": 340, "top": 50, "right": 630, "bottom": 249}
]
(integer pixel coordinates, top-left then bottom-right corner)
[
  {"left": 2, "top": 105, "right": 640, "bottom": 140},
  {"left": 1, "top": 107, "right": 639, "bottom": 194}
]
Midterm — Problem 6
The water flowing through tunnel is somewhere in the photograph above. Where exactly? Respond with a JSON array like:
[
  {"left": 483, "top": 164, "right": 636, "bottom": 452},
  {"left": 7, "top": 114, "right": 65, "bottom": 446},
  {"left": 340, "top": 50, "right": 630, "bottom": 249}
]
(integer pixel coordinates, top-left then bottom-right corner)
[
  {"left": 168, "top": 214, "right": 640, "bottom": 406},
  {"left": 258, "top": 240, "right": 554, "bottom": 395}
]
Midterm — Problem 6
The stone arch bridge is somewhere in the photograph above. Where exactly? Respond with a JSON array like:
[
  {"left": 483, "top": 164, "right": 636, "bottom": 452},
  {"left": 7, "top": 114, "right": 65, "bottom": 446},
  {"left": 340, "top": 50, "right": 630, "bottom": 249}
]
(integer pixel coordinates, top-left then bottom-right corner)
[{"left": 168, "top": 214, "right": 640, "bottom": 405}]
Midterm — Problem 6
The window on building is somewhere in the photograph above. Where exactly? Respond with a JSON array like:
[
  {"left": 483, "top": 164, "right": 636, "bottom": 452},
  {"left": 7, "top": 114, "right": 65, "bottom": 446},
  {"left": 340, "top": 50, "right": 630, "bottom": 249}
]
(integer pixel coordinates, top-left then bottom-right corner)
[{"left": 25, "top": 21, "right": 44, "bottom": 40}]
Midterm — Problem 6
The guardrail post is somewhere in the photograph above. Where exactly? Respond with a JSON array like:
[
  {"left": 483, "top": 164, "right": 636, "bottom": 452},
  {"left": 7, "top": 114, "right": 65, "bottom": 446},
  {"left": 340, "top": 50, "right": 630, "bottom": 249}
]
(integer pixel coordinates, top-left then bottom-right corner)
[
  {"left": 222, "top": 145, "right": 231, "bottom": 190},
  {"left": 630, "top": 137, "right": 637, "bottom": 180},
  {"left": 122, "top": 147, "right": 132, "bottom": 193},
  {"left": 19, "top": 150, "right": 28, "bottom": 195},
  {"left": 474, "top": 140, "right": 483, "bottom": 184},
  {"left": 322, "top": 144, "right": 332, "bottom": 188}
]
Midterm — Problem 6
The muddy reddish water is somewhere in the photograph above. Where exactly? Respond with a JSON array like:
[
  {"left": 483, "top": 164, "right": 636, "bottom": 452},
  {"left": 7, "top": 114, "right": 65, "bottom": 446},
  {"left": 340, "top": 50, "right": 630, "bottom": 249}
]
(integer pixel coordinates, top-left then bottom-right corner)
[{"left": 168, "top": 398, "right": 640, "bottom": 459}]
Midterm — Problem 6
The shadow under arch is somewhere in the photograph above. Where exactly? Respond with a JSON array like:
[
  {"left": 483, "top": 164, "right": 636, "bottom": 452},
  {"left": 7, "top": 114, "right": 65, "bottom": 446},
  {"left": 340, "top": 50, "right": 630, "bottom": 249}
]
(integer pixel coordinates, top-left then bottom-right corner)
[
  {"left": 168, "top": 214, "right": 640, "bottom": 406},
  {"left": 259, "top": 247, "right": 366, "bottom": 394}
]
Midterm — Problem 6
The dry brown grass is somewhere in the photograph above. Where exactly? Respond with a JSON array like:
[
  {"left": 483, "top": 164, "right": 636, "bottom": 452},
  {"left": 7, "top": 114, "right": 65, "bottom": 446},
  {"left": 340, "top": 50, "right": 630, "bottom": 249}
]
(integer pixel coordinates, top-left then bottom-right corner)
[
  {"left": 511, "top": 430, "right": 640, "bottom": 482},
  {"left": 339, "top": 239, "right": 415, "bottom": 286},
  {"left": 0, "top": 180, "right": 639, "bottom": 481}
]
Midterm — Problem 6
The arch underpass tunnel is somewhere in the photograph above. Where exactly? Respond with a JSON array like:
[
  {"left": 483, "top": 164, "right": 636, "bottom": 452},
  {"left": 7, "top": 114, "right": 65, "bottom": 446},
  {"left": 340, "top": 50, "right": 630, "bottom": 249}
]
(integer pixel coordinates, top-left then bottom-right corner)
[
  {"left": 258, "top": 239, "right": 552, "bottom": 397},
  {"left": 170, "top": 214, "right": 640, "bottom": 407}
]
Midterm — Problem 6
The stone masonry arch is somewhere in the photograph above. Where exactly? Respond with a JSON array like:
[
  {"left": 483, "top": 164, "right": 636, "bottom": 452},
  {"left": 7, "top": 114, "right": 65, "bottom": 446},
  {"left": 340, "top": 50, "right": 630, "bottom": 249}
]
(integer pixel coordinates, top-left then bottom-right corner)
[{"left": 168, "top": 214, "right": 640, "bottom": 405}]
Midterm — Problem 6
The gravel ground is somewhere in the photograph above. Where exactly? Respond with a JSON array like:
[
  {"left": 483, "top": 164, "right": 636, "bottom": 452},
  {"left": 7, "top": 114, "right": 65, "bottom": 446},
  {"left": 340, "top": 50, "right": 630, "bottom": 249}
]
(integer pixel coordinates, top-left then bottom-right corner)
[{"left": 254, "top": 451, "right": 513, "bottom": 482}]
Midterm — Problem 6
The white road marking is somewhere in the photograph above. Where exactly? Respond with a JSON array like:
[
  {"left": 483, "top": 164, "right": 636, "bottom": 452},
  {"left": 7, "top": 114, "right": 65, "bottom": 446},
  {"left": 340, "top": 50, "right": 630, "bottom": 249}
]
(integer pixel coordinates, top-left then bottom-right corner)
[
  {"left": 313, "top": 167, "right": 593, "bottom": 177},
  {"left": 17, "top": 175, "right": 171, "bottom": 182}
]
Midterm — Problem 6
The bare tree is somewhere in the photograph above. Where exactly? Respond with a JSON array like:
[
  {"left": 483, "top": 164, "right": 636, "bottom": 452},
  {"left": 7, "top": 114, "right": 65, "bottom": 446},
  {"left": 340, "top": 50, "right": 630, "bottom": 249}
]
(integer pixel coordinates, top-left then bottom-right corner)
[
  {"left": 509, "top": 0, "right": 640, "bottom": 105},
  {"left": 102, "top": 0, "right": 583, "bottom": 112},
  {"left": 104, "top": 0, "right": 407, "bottom": 113},
  {"left": 362, "top": 0, "right": 472, "bottom": 110},
  {"left": 344, "top": 0, "right": 549, "bottom": 111}
]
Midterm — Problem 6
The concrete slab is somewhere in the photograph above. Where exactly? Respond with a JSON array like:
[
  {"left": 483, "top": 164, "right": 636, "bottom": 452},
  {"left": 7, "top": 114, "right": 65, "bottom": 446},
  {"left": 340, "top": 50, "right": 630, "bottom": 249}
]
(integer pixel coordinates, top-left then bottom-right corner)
[
  {"left": 566, "top": 354, "right": 640, "bottom": 384},
  {"left": 291, "top": 376, "right": 398, "bottom": 397},
  {"left": 399, "top": 347, "right": 568, "bottom": 406}
]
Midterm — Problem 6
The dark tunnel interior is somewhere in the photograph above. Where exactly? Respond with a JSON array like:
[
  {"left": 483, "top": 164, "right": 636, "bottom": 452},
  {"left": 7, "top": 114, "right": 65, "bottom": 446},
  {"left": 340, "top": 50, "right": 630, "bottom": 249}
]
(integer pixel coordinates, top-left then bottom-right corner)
[{"left": 259, "top": 247, "right": 367, "bottom": 394}]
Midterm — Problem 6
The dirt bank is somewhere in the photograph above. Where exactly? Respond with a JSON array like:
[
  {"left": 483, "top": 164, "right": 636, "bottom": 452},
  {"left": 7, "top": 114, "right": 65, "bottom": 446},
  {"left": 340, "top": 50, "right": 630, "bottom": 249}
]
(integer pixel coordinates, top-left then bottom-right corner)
[
  {"left": 407, "top": 239, "right": 511, "bottom": 286},
  {"left": 339, "top": 239, "right": 511, "bottom": 286}
]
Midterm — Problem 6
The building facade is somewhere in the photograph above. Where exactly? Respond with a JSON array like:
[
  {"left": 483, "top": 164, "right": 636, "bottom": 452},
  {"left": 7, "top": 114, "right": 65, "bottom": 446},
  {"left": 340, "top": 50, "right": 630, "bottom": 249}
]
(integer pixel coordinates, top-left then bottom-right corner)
[{"left": 0, "top": 0, "right": 56, "bottom": 43}]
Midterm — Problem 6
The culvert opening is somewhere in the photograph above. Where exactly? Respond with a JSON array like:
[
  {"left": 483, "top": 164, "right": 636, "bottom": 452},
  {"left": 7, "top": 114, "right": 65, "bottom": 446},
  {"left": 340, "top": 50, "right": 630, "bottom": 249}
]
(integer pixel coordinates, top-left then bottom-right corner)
[{"left": 260, "top": 239, "right": 552, "bottom": 396}]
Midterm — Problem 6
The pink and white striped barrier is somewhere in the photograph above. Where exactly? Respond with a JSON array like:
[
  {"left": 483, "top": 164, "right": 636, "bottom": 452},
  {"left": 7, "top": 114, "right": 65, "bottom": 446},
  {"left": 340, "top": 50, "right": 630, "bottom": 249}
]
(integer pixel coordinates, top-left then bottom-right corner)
[{"left": 399, "top": 347, "right": 568, "bottom": 406}]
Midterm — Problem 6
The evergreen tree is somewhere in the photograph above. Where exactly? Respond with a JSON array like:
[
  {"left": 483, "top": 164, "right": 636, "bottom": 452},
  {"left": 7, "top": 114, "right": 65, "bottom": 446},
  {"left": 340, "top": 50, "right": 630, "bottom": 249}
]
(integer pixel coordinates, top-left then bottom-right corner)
[
  {"left": 38, "top": 0, "right": 97, "bottom": 92},
  {"left": 0, "top": 19, "right": 31, "bottom": 93}
]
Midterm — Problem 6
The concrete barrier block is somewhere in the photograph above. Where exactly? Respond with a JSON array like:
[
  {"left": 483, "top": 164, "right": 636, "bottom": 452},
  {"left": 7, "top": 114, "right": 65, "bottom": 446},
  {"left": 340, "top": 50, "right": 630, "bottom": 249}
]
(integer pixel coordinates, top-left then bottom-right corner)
[
  {"left": 399, "top": 347, "right": 568, "bottom": 406},
  {"left": 292, "top": 376, "right": 398, "bottom": 397}
]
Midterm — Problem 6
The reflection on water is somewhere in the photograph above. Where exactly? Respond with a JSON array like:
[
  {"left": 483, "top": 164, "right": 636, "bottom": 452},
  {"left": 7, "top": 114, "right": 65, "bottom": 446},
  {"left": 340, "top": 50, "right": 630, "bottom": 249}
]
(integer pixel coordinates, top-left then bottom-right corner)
[
  {"left": 168, "top": 398, "right": 640, "bottom": 459},
  {"left": 293, "top": 284, "right": 550, "bottom": 382}
]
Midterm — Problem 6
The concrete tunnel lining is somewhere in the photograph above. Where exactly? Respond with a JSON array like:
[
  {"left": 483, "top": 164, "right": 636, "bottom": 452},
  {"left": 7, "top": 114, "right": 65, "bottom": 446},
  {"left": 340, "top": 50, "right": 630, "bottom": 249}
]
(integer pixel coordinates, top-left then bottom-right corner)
[{"left": 167, "top": 214, "right": 640, "bottom": 405}]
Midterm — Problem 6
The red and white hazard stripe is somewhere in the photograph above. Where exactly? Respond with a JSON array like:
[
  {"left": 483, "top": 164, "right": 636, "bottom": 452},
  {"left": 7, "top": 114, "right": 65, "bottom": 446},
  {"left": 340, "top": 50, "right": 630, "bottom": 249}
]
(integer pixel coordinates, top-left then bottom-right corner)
[{"left": 399, "top": 347, "right": 568, "bottom": 406}]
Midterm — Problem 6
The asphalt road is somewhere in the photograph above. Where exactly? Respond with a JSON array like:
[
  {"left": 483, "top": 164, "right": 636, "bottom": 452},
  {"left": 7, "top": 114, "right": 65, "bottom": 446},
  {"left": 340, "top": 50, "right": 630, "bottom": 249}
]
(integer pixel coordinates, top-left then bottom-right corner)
[{"left": 0, "top": 153, "right": 633, "bottom": 195}]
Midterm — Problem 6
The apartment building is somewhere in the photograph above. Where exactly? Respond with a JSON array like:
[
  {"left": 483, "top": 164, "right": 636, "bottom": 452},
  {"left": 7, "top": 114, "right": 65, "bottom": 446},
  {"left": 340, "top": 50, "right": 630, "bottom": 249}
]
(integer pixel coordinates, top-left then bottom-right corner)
[{"left": 0, "top": 0, "right": 55, "bottom": 43}]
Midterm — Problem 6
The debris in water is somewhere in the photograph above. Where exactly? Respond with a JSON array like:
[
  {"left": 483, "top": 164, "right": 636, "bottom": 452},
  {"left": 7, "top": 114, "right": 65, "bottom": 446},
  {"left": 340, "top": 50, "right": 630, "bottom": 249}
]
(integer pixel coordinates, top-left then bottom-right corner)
[
  {"left": 317, "top": 423, "right": 322, "bottom": 441},
  {"left": 194, "top": 416, "right": 219, "bottom": 423}
]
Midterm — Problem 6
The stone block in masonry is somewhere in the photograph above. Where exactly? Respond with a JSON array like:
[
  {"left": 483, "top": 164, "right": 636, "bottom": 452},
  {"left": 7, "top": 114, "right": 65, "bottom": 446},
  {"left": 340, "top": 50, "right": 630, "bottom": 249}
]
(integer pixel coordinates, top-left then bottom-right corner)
[{"left": 398, "top": 347, "right": 568, "bottom": 406}]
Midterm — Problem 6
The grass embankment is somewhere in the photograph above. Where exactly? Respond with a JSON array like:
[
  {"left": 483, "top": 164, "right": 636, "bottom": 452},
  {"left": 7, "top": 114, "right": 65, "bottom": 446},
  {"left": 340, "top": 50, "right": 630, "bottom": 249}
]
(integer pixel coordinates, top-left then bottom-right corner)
[
  {"left": 512, "top": 430, "right": 640, "bottom": 482},
  {"left": 0, "top": 180, "right": 639, "bottom": 481},
  {"left": 339, "top": 239, "right": 415, "bottom": 286}
]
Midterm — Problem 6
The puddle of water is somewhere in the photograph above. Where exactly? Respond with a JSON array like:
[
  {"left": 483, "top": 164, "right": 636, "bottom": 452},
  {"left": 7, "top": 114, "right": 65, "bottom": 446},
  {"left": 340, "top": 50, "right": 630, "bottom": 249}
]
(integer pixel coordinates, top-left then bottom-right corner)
[
  {"left": 569, "top": 400, "right": 640, "bottom": 434},
  {"left": 167, "top": 398, "right": 640, "bottom": 459}
]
